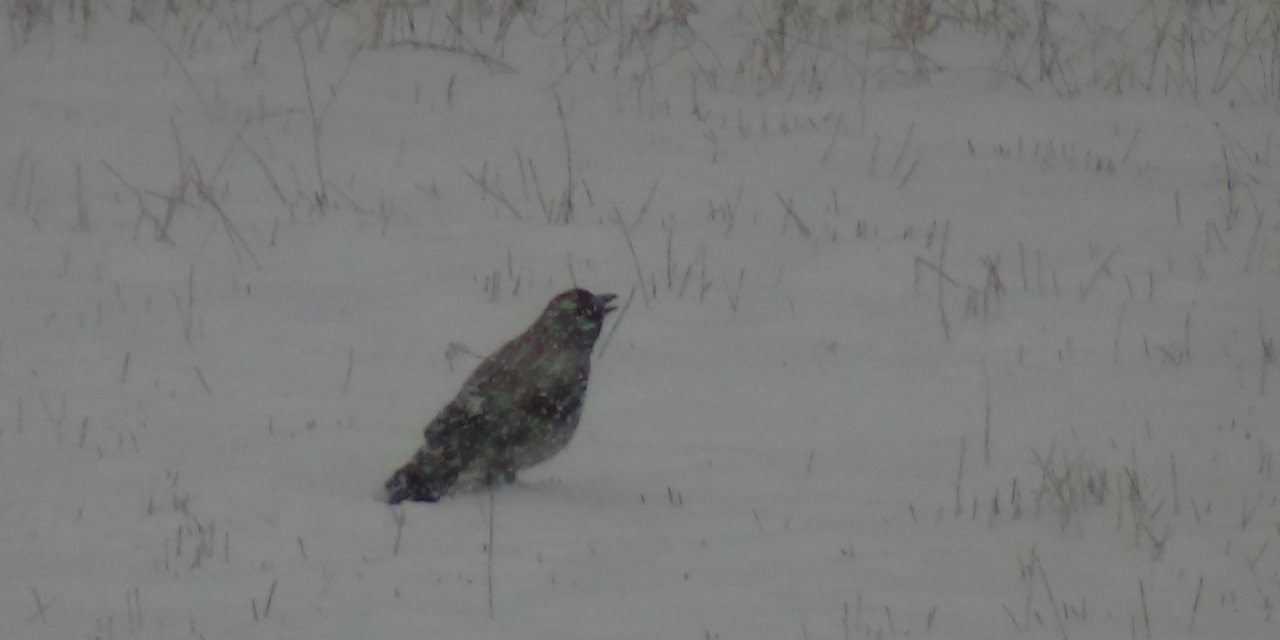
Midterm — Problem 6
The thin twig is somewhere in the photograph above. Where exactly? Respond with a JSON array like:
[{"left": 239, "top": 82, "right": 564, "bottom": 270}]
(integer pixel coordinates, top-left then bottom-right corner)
[
  {"left": 137, "top": 18, "right": 216, "bottom": 119},
  {"left": 384, "top": 39, "right": 516, "bottom": 72},
  {"left": 776, "top": 192, "right": 812, "bottom": 238},
  {"left": 597, "top": 286, "right": 635, "bottom": 360},
  {"left": 463, "top": 167, "right": 524, "bottom": 220},
  {"left": 553, "top": 89, "right": 574, "bottom": 223},
  {"left": 192, "top": 165, "right": 261, "bottom": 268},
  {"left": 613, "top": 206, "right": 650, "bottom": 308},
  {"left": 487, "top": 490, "right": 496, "bottom": 620},
  {"left": 288, "top": 7, "right": 328, "bottom": 209},
  {"left": 343, "top": 346, "right": 355, "bottom": 393},
  {"left": 1033, "top": 546, "right": 1068, "bottom": 640}
]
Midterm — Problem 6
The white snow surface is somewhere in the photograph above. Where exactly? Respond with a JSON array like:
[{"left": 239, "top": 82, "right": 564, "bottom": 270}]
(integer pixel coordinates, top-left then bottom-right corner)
[{"left": 1, "top": 1, "right": 1280, "bottom": 638}]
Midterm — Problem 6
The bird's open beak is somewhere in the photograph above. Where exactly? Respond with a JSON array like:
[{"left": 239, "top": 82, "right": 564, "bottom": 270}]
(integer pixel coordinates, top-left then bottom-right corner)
[{"left": 599, "top": 293, "right": 619, "bottom": 314}]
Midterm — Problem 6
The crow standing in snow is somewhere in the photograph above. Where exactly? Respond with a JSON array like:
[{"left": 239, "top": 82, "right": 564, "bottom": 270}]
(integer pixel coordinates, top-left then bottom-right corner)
[{"left": 385, "top": 289, "right": 618, "bottom": 503}]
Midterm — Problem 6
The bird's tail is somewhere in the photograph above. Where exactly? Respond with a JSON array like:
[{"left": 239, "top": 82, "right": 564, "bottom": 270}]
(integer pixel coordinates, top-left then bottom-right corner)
[{"left": 384, "top": 446, "right": 459, "bottom": 504}]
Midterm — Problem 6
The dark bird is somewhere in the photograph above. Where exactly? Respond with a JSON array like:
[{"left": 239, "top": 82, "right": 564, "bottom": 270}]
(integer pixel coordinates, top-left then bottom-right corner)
[{"left": 385, "top": 289, "right": 618, "bottom": 503}]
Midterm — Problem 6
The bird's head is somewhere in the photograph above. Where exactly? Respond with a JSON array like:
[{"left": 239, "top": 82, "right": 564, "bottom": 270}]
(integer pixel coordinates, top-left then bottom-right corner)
[{"left": 537, "top": 289, "right": 618, "bottom": 347}]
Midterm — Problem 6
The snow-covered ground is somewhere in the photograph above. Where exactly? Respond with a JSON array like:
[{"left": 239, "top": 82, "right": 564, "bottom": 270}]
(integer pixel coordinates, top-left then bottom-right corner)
[{"left": 1, "top": 0, "right": 1279, "bottom": 638}]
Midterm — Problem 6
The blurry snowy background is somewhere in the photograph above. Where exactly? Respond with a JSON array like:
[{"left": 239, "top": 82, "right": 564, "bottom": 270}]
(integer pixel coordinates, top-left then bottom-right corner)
[{"left": 1, "top": 0, "right": 1279, "bottom": 638}]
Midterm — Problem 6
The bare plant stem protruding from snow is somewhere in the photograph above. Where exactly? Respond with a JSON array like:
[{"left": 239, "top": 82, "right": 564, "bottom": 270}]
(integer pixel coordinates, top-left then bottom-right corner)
[
  {"left": 938, "top": 220, "right": 951, "bottom": 342},
  {"left": 1138, "top": 579, "right": 1151, "bottom": 639},
  {"left": 1189, "top": 574, "right": 1203, "bottom": 631},
  {"left": 343, "top": 346, "right": 355, "bottom": 394},
  {"left": 1032, "top": 545, "right": 1069, "bottom": 640},
  {"left": 1260, "top": 311, "right": 1274, "bottom": 396},
  {"left": 252, "top": 578, "right": 277, "bottom": 621},
  {"left": 776, "top": 192, "right": 811, "bottom": 238},
  {"left": 551, "top": 89, "right": 575, "bottom": 224},
  {"left": 597, "top": 286, "right": 634, "bottom": 360},
  {"left": 391, "top": 507, "right": 406, "bottom": 556},
  {"left": 1078, "top": 246, "right": 1118, "bottom": 303},
  {"left": 100, "top": 160, "right": 170, "bottom": 243},
  {"left": 192, "top": 165, "right": 260, "bottom": 268},
  {"left": 464, "top": 164, "right": 525, "bottom": 220},
  {"left": 487, "top": 490, "right": 496, "bottom": 620},
  {"left": 286, "top": 7, "right": 360, "bottom": 212},
  {"left": 138, "top": 18, "right": 216, "bottom": 120},
  {"left": 954, "top": 435, "right": 966, "bottom": 517},
  {"left": 983, "top": 356, "right": 991, "bottom": 468},
  {"left": 74, "top": 163, "right": 88, "bottom": 232},
  {"left": 614, "top": 206, "right": 649, "bottom": 309},
  {"left": 28, "top": 588, "right": 49, "bottom": 623}
]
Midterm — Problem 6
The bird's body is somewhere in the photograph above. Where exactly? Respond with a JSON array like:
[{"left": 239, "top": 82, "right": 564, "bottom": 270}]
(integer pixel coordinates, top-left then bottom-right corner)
[{"left": 385, "top": 289, "right": 617, "bottom": 503}]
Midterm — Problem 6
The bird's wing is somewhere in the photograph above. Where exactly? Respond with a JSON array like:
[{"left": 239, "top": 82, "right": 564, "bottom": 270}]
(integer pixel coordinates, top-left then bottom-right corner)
[
  {"left": 427, "top": 333, "right": 524, "bottom": 435},
  {"left": 518, "top": 382, "right": 585, "bottom": 424},
  {"left": 428, "top": 336, "right": 588, "bottom": 445},
  {"left": 425, "top": 397, "right": 489, "bottom": 451}
]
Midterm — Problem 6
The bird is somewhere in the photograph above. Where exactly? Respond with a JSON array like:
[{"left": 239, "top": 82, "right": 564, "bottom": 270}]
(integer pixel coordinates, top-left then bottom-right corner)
[{"left": 385, "top": 289, "right": 618, "bottom": 504}]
